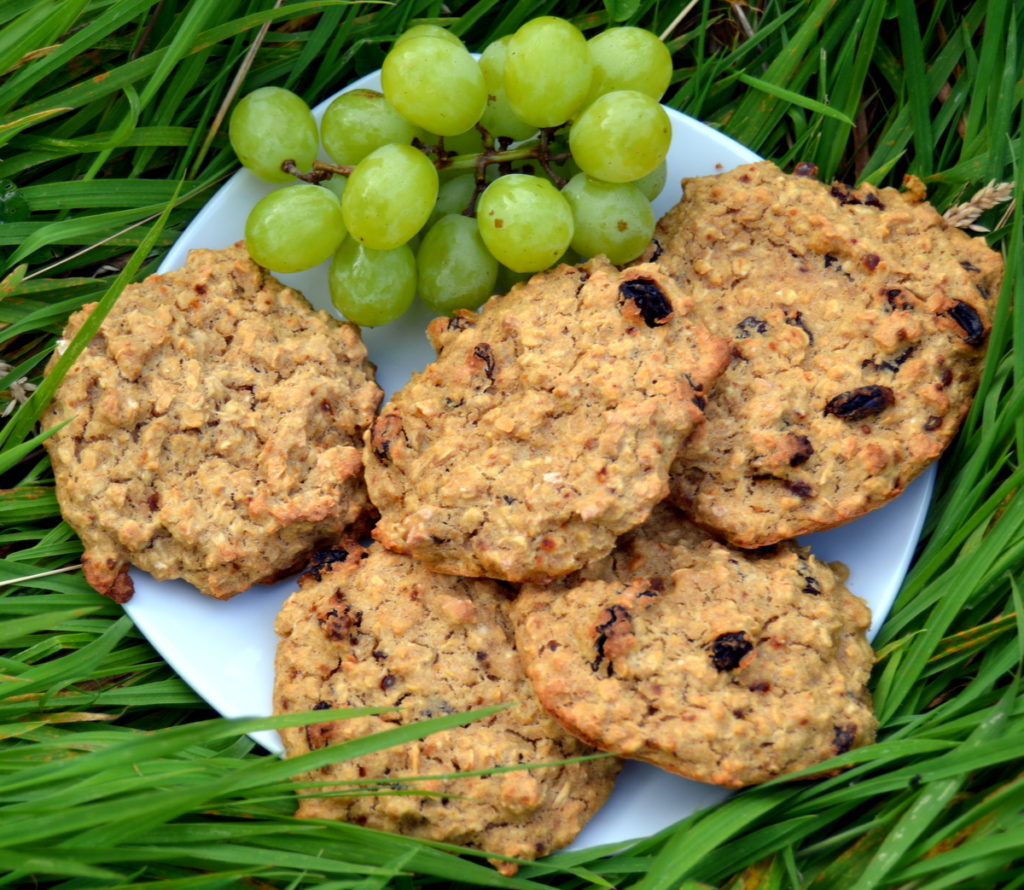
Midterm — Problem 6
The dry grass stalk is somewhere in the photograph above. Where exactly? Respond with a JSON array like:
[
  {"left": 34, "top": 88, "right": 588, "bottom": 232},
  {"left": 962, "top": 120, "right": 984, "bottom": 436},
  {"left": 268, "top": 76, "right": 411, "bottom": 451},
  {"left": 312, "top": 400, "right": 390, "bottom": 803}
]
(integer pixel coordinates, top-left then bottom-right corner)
[
  {"left": 943, "top": 179, "right": 1015, "bottom": 231},
  {"left": 1, "top": 360, "right": 37, "bottom": 417}
]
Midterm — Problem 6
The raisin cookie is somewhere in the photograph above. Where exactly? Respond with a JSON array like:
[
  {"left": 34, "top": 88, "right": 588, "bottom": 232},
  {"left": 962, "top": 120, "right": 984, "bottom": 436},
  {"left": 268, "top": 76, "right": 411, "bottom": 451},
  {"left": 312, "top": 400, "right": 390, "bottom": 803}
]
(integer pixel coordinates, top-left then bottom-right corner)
[
  {"left": 43, "top": 244, "right": 382, "bottom": 601},
  {"left": 511, "top": 504, "right": 876, "bottom": 788},
  {"left": 364, "top": 257, "right": 731, "bottom": 582},
  {"left": 650, "top": 160, "right": 1002, "bottom": 547},
  {"left": 273, "top": 542, "right": 619, "bottom": 875}
]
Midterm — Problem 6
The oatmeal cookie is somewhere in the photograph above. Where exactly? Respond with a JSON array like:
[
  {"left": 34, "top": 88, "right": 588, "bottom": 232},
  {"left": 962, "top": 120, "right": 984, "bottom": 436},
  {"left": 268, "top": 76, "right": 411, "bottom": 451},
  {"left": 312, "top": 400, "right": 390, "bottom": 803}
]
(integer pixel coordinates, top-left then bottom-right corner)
[
  {"left": 511, "top": 503, "right": 877, "bottom": 788},
  {"left": 44, "top": 244, "right": 382, "bottom": 601},
  {"left": 364, "top": 257, "right": 731, "bottom": 582},
  {"left": 273, "top": 542, "right": 619, "bottom": 875},
  {"left": 651, "top": 160, "right": 1002, "bottom": 547}
]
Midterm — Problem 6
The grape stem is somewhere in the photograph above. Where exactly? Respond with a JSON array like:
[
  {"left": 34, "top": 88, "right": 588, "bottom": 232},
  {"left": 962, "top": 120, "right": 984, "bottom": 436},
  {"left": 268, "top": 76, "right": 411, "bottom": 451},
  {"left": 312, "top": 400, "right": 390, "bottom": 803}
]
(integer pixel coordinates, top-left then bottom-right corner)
[
  {"left": 281, "top": 123, "right": 572, "bottom": 217},
  {"left": 281, "top": 158, "right": 354, "bottom": 183}
]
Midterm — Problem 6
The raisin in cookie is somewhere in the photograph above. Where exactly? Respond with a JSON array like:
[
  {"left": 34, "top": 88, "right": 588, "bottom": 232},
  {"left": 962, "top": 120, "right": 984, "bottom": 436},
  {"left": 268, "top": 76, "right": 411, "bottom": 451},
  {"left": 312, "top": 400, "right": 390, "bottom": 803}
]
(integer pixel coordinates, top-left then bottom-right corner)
[
  {"left": 43, "top": 244, "right": 382, "bottom": 601},
  {"left": 511, "top": 504, "right": 876, "bottom": 788},
  {"left": 650, "top": 160, "right": 1002, "bottom": 547},
  {"left": 364, "top": 257, "right": 731, "bottom": 582},
  {"left": 273, "top": 542, "right": 619, "bottom": 875}
]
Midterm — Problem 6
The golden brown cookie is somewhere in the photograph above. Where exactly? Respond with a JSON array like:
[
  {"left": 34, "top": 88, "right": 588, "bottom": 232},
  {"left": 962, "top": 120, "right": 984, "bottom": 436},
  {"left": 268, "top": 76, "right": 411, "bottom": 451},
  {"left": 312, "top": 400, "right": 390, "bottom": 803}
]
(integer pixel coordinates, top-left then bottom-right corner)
[
  {"left": 273, "top": 543, "right": 619, "bottom": 875},
  {"left": 364, "top": 257, "right": 731, "bottom": 582},
  {"left": 511, "top": 504, "right": 877, "bottom": 788},
  {"left": 651, "top": 160, "right": 1002, "bottom": 547},
  {"left": 43, "top": 244, "right": 381, "bottom": 600}
]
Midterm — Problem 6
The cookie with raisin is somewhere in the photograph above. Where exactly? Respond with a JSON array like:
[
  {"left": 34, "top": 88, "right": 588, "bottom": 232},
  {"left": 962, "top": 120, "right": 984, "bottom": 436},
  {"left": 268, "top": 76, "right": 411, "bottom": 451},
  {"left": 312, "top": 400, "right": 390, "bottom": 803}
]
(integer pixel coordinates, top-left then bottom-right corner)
[
  {"left": 43, "top": 243, "right": 382, "bottom": 600},
  {"left": 511, "top": 503, "right": 877, "bottom": 788},
  {"left": 273, "top": 542, "right": 619, "bottom": 875},
  {"left": 364, "top": 257, "right": 731, "bottom": 582},
  {"left": 650, "top": 160, "right": 1002, "bottom": 547}
]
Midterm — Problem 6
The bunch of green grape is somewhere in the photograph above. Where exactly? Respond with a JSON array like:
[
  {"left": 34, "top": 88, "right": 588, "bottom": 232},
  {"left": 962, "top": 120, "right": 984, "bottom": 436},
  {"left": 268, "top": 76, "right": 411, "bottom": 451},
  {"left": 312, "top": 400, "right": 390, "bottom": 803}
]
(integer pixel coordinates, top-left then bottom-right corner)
[{"left": 229, "top": 16, "right": 674, "bottom": 326}]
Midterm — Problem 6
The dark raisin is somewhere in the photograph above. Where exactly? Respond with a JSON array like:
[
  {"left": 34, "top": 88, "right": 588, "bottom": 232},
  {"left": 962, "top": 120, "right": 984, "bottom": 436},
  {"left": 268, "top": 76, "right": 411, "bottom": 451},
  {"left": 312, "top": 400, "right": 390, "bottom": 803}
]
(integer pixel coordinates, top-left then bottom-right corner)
[
  {"left": 321, "top": 604, "right": 362, "bottom": 643},
  {"left": 831, "top": 185, "right": 862, "bottom": 205},
  {"left": 648, "top": 576, "right": 666, "bottom": 592},
  {"left": 824, "top": 385, "right": 896, "bottom": 421},
  {"left": 147, "top": 492, "right": 160, "bottom": 511},
  {"left": 789, "top": 435, "right": 814, "bottom": 467},
  {"left": 736, "top": 316, "right": 769, "bottom": 338},
  {"left": 370, "top": 414, "right": 403, "bottom": 463},
  {"left": 864, "top": 193, "right": 885, "bottom": 209},
  {"left": 940, "top": 368, "right": 954, "bottom": 387},
  {"left": 924, "top": 415, "right": 942, "bottom": 431},
  {"left": 619, "top": 278, "right": 673, "bottom": 327},
  {"left": 824, "top": 254, "right": 839, "bottom": 268},
  {"left": 862, "top": 253, "right": 881, "bottom": 271},
  {"left": 475, "top": 651, "right": 488, "bottom": 662},
  {"left": 194, "top": 283, "right": 207, "bottom": 295},
  {"left": 794, "top": 161, "right": 818, "bottom": 178},
  {"left": 785, "top": 310, "right": 814, "bottom": 344},
  {"left": 693, "top": 394, "right": 707, "bottom": 410},
  {"left": 472, "top": 342, "right": 496, "bottom": 381},
  {"left": 885, "top": 288, "right": 912, "bottom": 311},
  {"left": 960, "top": 260, "right": 981, "bottom": 273},
  {"left": 946, "top": 301, "right": 986, "bottom": 346},
  {"left": 749, "top": 681, "right": 770, "bottom": 693},
  {"left": 380, "top": 674, "right": 396, "bottom": 691},
  {"left": 372, "top": 650, "right": 387, "bottom": 661},
  {"left": 590, "top": 604, "right": 631, "bottom": 674},
  {"left": 709, "top": 631, "right": 753, "bottom": 672},
  {"left": 833, "top": 724, "right": 857, "bottom": 754},
  {"left": 785, "top": 480, "right": 814, "bottom": 498},
  {"left": 649, "top": 238, "right": 663, "bottom": 261},
  {"left": 801, "top": 574, "right": 822, "bottom": 596},
  {"left": 313, "top": 700, "right": 331, "bottom": 710},
  {"left": 305, "top": 547, "right": 349, "bottom": 582}
]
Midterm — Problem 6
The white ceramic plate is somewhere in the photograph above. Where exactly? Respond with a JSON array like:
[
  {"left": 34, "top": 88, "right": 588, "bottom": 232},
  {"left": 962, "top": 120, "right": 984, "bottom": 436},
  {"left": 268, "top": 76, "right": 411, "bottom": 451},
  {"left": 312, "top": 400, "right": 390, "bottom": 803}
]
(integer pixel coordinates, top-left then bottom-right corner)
[{"left": 126, "top": 69, "right": 934, "bottom": 851}]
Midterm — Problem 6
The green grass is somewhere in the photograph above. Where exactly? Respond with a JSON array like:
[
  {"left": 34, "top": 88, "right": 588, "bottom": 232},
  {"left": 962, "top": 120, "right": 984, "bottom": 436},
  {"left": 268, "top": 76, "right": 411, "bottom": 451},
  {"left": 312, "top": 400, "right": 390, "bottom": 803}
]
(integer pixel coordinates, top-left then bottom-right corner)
[{"left": 1, "top": 1, "right": 1022, "bottom": 887}]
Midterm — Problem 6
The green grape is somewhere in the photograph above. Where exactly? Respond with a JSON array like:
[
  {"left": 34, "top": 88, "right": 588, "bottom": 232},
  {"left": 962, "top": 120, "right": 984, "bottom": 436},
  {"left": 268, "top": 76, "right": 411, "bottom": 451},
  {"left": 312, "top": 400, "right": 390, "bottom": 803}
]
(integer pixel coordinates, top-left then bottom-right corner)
[
  {"left": 417, "top": 214, "right": 498, "bottom": 315},
  {"left": 586, "top": 27, "right": 673, "bottom": 104},
  {"left": 476, "top": 173, "right": 573, "bottom": 273},
  {"left": 382, "top": 36, "right": 487, "bottom": 136},
  {"left": 329, "top": 239, "right": 416, "bottom": 326},
  {"left": 478, "top": 36, "right": 537, "bottom": 141},
  {"left": 428, "top": 173, "right": 477, "bottom": 227},
  {"left": 342, "top": 143, "right": 438, "bottom": 250},
  {"left": 569, "top": 90, "right": 671, "bottom": 183},
  {"left": 229, "top": 86, "right": 318, "bottom": 183},
  {"left": 394, "top": 24, "right": 462, "bottom": 46},
  {"left": 562, "top": 173, "right": 654, "bottom": 265},
  {"left": 504, "top": 16, "right": 592, "bottom": 128},
  {"left": 321, "top": 89, "right": 417, "bottom": 166},
  {"left": 244, "top": 184, "right": 346, "bottom": 273},
  {"left": 633, "top": 160, "right": 667, "bottom": 201}
]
